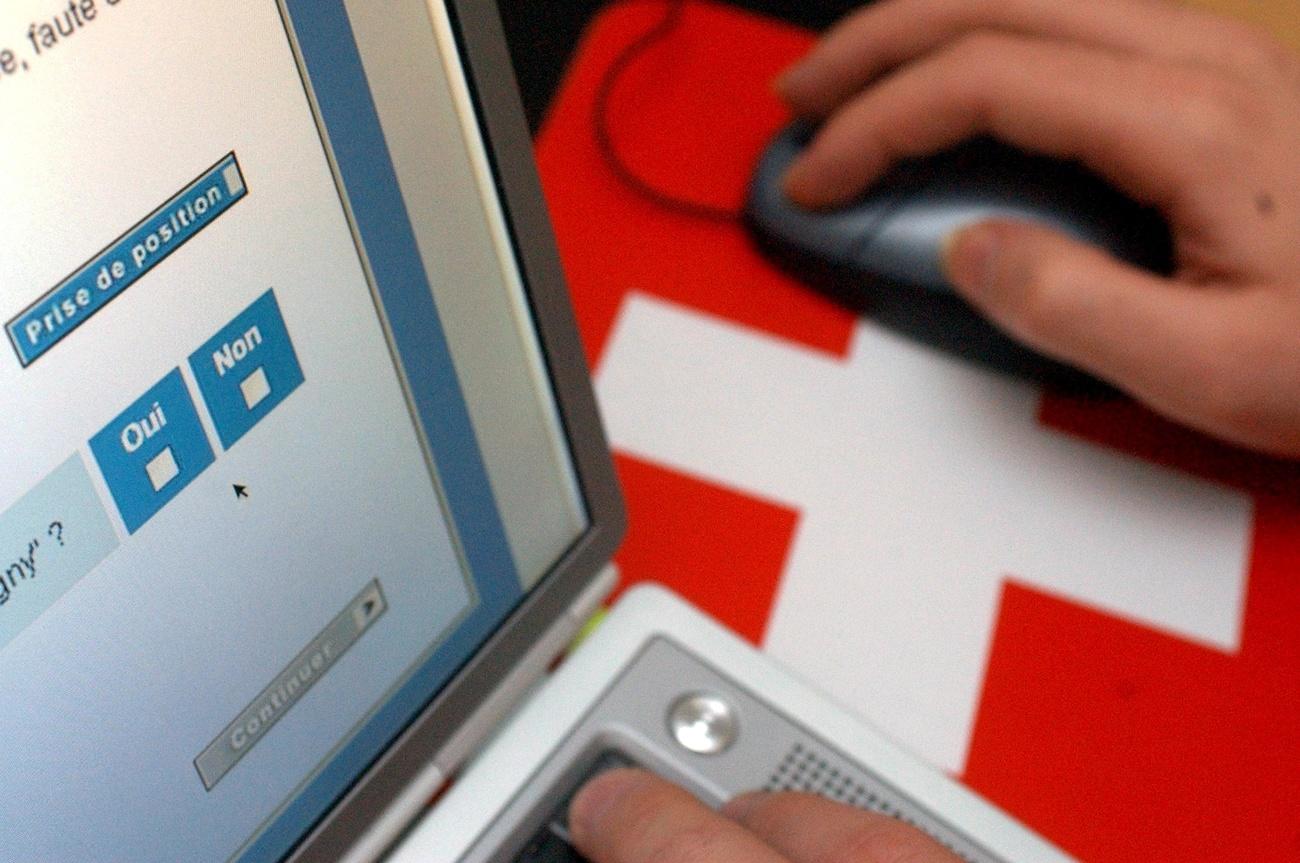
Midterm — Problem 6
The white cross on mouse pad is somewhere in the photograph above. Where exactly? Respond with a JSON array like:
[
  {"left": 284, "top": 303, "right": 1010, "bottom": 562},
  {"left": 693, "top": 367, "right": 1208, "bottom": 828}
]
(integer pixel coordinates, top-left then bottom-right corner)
[{"left": 596, "top": 292, "right": 1251, "bottom": 772}]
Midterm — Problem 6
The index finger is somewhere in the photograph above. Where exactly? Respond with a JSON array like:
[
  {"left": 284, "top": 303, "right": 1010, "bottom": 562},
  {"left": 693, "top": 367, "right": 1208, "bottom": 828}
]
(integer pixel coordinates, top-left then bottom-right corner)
[
  {"left": 782, "top": 33, "right": 1228, "bottom": 211},
  {"left": 568, "top": 769, "right": 791, "bottom": 863}
]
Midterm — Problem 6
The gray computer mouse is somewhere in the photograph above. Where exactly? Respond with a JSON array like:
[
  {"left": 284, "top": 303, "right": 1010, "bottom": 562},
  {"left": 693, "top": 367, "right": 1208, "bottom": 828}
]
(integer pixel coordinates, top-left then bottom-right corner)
[{"left": 744, "top": 122, "right": 1173, "bottom": 389}]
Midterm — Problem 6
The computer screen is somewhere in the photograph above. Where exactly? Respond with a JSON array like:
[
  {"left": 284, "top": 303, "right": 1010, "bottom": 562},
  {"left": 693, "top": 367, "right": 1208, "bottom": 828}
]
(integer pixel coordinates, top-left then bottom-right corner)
[{"left": 0, "top": 1, "right": 587, "bottom": 859}]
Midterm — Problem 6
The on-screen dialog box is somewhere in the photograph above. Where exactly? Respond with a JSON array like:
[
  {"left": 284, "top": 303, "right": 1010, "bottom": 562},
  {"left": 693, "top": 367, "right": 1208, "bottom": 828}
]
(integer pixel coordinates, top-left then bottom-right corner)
[{"left": 0, "top": 2, "right": 495, "bottom": 860}]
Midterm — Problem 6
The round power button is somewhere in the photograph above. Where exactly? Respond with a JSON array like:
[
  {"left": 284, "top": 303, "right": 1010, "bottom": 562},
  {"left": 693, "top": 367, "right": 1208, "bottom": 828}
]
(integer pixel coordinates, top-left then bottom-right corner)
[{"left": 667, "top": 692, "right": 739, "bottom": 755}]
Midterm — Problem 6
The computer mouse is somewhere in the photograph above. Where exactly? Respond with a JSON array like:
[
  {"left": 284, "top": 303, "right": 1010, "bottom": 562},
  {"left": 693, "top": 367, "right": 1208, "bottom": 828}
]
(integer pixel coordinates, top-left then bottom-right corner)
[{"left": 744, "top": 122, "right": 1174, "bottom": 389}]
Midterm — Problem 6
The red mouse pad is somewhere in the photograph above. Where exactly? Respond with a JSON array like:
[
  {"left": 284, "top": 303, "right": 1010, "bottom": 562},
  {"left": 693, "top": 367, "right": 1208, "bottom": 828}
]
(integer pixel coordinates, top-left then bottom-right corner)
[{"left": 535, "top": 2, "right": 1300, "bottom": 860}]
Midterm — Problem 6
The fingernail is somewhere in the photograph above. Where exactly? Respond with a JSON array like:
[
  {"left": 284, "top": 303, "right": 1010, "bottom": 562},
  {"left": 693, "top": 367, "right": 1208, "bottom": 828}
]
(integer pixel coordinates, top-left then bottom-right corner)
[
  {"left": 722, "top": 790, "right": 771, "bottom": 822},
  {"left": 943, "top": 224, "right": 1000, "bottom": 294},
  {"left": 780, "top": 158, "right": 809, "bottom": 199},
  {"left": 781, "top": 157, "right": 828, "bottom": 210},
  {"left": 569, "top": 769, "right": 645, "bottom": 844}
]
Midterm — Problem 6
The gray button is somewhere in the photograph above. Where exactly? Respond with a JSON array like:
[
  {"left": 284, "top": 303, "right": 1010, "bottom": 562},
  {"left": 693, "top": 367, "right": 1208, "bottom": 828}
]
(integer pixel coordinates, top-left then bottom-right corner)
[
  {"left": 667, "top": 692, "right": 739, "bottom": 755},
  {"left": 193, "top": 579, "right": 387, "bottom": 790}
]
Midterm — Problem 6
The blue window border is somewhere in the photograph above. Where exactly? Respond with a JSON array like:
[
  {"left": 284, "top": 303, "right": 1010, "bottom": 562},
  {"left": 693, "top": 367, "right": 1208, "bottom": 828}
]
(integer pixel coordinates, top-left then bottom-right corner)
[{"left": 237, "top": 3, "right": 524, "bottom": 860}]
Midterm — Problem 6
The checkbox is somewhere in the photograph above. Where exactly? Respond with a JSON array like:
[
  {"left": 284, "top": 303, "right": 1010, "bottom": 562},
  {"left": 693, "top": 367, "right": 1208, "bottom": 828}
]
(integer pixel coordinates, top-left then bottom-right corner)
[
  {"left": 223, "top": 163, "right": 245, "bottom": 196},
  {"left": 240, "top": 367, "right": 271, "bottom": 410},
  {"left": 146, "top": 447, "right": 180, "bottom": 493}
]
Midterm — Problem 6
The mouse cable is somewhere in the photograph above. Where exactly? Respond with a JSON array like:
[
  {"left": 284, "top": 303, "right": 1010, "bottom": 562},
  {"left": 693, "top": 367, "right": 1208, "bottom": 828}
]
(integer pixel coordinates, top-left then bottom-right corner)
[{"left": 592, "top": 0, "right": 741, "bottom": 223}]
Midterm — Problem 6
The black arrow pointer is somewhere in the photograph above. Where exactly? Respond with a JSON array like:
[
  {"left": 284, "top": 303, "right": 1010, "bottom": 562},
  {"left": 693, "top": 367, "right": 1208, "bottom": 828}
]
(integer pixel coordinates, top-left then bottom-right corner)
[{"left": 233, "top": 484, "right": 249, "bottom": 499}]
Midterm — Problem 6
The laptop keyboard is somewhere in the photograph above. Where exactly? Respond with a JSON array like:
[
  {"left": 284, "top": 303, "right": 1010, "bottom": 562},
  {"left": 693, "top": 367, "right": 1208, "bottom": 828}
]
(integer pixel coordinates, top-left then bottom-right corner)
[{"left": 511, "top": 750, "right": 635, "bottom": 863}]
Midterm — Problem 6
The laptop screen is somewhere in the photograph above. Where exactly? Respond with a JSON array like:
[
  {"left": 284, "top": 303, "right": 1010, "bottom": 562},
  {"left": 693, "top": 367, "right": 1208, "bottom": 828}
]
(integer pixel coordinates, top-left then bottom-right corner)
[{"left": 0, "top": 1, "right": 588, "bottom": 860}]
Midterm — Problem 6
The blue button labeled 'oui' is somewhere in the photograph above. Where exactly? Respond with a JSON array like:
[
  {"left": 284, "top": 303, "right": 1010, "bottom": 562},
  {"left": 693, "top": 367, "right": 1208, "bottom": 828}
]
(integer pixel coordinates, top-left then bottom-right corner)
[
  {"left": 90, "top": 369, "right": 216, "bottom": 534},
  {"left": 188, "top": 290, "right": 304, "bottom": 450}
]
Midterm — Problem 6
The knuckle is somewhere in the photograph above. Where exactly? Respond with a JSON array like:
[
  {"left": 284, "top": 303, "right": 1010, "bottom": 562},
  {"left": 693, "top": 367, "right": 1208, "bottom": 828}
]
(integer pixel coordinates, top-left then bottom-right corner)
[{"left": 1172, "top": 69, "right": 1261, "bottom": 158}]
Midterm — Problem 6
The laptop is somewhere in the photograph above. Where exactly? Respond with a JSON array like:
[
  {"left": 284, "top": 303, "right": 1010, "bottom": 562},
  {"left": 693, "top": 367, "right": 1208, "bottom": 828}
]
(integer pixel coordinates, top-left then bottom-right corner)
[{"left": 0, "top": 1, "right": 1072, "bottom": 860}]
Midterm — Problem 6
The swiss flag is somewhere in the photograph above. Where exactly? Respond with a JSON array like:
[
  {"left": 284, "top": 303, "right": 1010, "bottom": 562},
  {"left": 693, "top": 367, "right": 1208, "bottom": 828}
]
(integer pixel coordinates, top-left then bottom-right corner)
[{"left": 535, "top": 2, "right": 1300, "bottom": 860}]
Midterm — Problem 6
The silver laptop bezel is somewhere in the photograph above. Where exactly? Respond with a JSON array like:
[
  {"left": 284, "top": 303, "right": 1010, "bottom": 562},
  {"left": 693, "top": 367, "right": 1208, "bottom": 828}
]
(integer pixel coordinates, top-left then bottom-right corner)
[{"left": 284, "top": 0, "right": 626, "bottom": 859}]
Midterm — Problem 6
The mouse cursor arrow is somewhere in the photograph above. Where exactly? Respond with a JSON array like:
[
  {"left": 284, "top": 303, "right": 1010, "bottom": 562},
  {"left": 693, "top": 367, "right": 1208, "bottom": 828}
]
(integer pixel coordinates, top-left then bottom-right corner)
[{"left": 233, "top": 484, "right": 249, "bottom": 499}]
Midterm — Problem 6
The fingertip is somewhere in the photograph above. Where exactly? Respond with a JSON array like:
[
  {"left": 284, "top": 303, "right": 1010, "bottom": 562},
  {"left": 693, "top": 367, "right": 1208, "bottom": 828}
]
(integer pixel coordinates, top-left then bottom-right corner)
[
  {"left": 772, "top": 62, "right": 804, "bottom": 102},
  {"left": 942, "top": 223, "right": 1002, "bottom": 296},
  {"left": 779, "top": 158, "right": 818, "bottom": 208},
  {"left": 568, "top": 768, "right": 650, "bottom": 847},
  {"left": 773, "top": 61, "right": 831, "bottom": 116},
  {"left": 780, "top": 156, "right": 852, "bottom": 211},
  {"left": 779, "top": 116, "right": 894, "bottom": 210},
  {"left": 942, "top": 219, "right": 1203, "bottom": 402}
]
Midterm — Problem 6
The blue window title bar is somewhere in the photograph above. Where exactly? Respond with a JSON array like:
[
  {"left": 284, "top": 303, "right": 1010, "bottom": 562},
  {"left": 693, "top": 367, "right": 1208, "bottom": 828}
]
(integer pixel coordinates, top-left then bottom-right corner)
[{"left": 6, "top": 153, "right": 248, "bottom": 367}]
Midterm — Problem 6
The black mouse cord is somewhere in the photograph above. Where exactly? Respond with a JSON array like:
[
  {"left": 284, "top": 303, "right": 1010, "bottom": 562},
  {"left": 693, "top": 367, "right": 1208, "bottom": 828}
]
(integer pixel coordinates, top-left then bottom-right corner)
[{"left": 592, "top": 0, "right": 741, "bottom": 223}]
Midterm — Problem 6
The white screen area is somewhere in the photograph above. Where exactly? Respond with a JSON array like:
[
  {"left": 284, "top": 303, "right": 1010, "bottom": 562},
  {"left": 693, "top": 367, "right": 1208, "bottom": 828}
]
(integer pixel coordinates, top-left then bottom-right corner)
[{"left": 0, "top": 0, "right": 585, "bottom": 859}]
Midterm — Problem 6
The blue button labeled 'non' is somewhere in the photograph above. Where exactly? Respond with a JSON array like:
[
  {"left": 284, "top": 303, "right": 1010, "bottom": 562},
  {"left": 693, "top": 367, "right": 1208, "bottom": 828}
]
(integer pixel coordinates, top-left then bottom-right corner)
[
  {"left": 90, "top": 369, "right": 216, "bottom": 534},
  {"left": 188, "top": 290, "right": 304, "bottom": 450}
]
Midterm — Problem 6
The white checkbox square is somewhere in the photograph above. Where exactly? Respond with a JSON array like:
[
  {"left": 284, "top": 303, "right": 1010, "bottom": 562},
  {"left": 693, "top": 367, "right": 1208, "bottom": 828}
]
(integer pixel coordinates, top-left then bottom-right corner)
[
  {"left": 240, "top": 367, "right": 271, "bottom": 410},
  {"left": 146, "top": 447, "right": 180, "bottom": 493},
  {"left": 223, "top": 163, "right": 245, "bottom": 196}
]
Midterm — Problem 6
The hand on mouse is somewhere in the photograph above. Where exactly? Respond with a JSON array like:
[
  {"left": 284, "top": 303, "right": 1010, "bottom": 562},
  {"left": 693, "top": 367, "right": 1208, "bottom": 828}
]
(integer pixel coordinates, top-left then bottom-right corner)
[
  {"left": 568, "top": 768, "right": 962, "bottom": 863},
  {"left": 777, "top": 0, "right": 1300, "bottom": 457}
]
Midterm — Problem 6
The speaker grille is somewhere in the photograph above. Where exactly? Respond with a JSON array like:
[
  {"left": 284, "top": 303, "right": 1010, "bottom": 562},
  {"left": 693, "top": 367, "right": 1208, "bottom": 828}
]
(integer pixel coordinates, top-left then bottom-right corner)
[{"left": 764, "top": 742, "right": 980, "bottom": 863}]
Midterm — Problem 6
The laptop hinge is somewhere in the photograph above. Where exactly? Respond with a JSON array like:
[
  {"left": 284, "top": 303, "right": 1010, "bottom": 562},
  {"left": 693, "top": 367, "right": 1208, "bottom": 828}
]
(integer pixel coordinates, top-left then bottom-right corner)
[
  {"left": 343, "top": 563, "right": 619, "bottom": 863},
  {"left": 433, "top": 563, "right": 619, "bottom": 777}
]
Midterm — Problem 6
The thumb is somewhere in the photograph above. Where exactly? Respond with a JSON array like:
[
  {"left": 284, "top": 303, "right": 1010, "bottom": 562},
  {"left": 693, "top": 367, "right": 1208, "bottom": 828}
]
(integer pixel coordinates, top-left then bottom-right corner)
[
  {"left": 942, "top": 219, "right": 1300, "bottom": 457},
  {"left": 942, "top": 219, "right": 1223, "bottom": 404}
]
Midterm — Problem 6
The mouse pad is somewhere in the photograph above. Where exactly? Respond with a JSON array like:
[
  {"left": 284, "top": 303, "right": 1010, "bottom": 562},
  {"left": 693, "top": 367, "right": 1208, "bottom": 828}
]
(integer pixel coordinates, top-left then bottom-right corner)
[{"left": 535, "top": 2, "right": 1300, "bottom": 859}]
